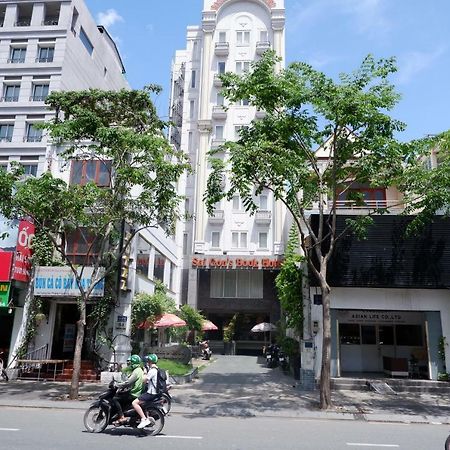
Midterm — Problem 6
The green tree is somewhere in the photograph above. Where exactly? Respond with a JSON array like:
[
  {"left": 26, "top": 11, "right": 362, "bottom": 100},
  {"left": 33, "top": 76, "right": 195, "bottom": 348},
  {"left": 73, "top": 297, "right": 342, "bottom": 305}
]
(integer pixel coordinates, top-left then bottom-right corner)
[
  {"left": 205, "top": 52, "right": 424, "bottom": 409},
  {"left": 0, "top": 87, "right": 190, "bottom": 399}
]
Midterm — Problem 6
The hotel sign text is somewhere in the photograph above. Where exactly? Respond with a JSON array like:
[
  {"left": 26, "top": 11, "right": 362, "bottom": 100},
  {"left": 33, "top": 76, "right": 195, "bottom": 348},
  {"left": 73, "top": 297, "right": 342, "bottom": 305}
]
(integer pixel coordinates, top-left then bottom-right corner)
[{"left": 191, "top": 257, "right": 283, "bottom": 270}]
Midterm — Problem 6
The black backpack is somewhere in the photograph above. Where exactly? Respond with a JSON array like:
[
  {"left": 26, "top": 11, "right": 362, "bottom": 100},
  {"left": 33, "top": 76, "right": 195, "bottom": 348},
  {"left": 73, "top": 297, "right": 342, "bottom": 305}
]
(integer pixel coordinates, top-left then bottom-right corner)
[{"left": 152, "top": 367, "right": 167, "bottom": 394}]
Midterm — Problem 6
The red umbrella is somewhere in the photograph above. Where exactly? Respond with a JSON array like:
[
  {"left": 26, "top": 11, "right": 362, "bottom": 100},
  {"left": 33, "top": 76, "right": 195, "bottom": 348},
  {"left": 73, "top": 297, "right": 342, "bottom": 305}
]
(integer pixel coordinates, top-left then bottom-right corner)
[
  {"left": 138, "top": 313, "right": 186, "bottom": 330},
  {"left": 201, "top": 320, "right": 218, "bottom": 331}
]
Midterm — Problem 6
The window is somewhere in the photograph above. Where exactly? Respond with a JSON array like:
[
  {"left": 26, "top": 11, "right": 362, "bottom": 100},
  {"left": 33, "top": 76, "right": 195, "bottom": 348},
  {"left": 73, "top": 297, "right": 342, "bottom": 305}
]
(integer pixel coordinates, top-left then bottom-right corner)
[
  {"left": 25, "top": 123, "right": 43, "bottom": 142},
  {"left": 232, "top": 195, "right": 242, "bottom": 210},
  {"left": 211, "top": 231, "right": 220, "bottom": 248},
  {"left": 192, "top": 40, "right": 198, "bottom": 59},
  {"left": 191, "top": 70, "right": 196, "bottom": 88},
  {"left": 182, "top": 232, "right": 189, "bottom": 255},
  {"left": 395, "top": 325, "right": 423, "bottom": 346},
  {"left": 43, "top": 2, "right": 60, "bottom": 25},
  {"left": 215, "top": 125, "right": 224, "bottom": 140},
  {"left": 338, "top": 183, "right": 386, "bottom": 207},
  {"left": 234, "top": 125, "right": 247, "bottom": 140},
  {"left": 188, "top": 132, "right": 193, "bottom": 150},
  {"left": 210, "top": 270, "right": 263, "bottom": 298},
  {"left": 189, "top": 100, "right": 195, "bottom": 118},
  {"left": 31, "top": 84, "right": 49, "bottom": 101},
  {"left": 259, "top": 30, "right": 268, "bottom": 42},
  {"left": 339, "top": 323, "right": 360, "bottom": 345},
  {"left": 237, "top": 98, "right": 249, "bottom": 106},
  {"left": 236, "top": 61, "right": 250, "bottom": 74},
  {"left": 136, "top": 237, "right": 151, "bottom": 276},
  {"left": 378, "top": 325, "right": 394, "bottom": 345},
  {"left": 21, "top": 163, "right": 38, "bottom": 177},
  {"left": 218, "top": 31, "right": 227, "bottom": 42},
  {"left": 71, "top": 7, "right": 79, "bottom": 34},
  {"left": 66, "top": 228, "right": 100, "bottom": 264},
  {"left": 236, "top": 30, "right": 250, "bottom": 45},
  {"left": 0, "top": 124, "right": 13, "bottom": 142},
  {"left": 9, "top": 47, "right": 26, "bottom": 63},
  {"left": 259, "top": 194, "right": 268, "bottom": 209},
  {"left": 218, "top": 61, "right": 226, "bottom": 74},
  {"left": 3, "top": 85, "right": 20, "bottom": 102},
  {"left": 217, "top": 93, "right": 224, "bottom": 106},
  {"left": 361, "top": 325, "right": 376, "bottom": 345},
  {"left": 70, "top": 160, "right": 111, "bottom": 186},
  {"left": 169, "top": 261, "right": 175, "bottom": 290},
  {"left": 258, "top": 232, "right": 268, "bottom": 249},
  {"left": 232, "top": 231, "right": 247, "bottom": 248},
  {"left": 37, "top": 46, "right": 54, "bottom": 62},
  {"left": 79, "top": 27, "right": 94, "bottom": 55},
  {"left": 153, "top": 249, "right": 165, "bottom": 281}
]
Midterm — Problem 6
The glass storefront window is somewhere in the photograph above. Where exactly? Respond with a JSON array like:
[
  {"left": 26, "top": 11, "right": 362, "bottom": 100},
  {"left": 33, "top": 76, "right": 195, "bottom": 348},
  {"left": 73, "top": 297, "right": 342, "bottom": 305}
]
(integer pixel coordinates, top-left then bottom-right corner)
[
  {"left": 153, "top": 250, "right": 165, "bottom": 282},
  {"left": 379, "top": 325, "right": 394, "bottom": 345},
  {"left": 361, "top": 325, "right": 376, "bottom": 344},
  {"left": 396, "top": 325, "right": 423, "bottom": 346},
  {"left": 339, "top": 323, "right": 360, "bottom": 345}
]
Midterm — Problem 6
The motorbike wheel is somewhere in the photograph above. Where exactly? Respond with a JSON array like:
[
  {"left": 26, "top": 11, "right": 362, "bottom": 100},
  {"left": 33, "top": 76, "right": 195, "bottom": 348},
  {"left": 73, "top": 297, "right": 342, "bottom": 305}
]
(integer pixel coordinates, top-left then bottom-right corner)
[
  {"left": 83, "top": 405, "right": 108, "bottom": 433},
  {"left": 161, "top": 393, "right": 171, "bottom": 415},
  {"left": 445, "top": 434, "right": 450, "bottom": 450},
  {"left": 143, "top": 407, "right": 165, "bottom": 436}
]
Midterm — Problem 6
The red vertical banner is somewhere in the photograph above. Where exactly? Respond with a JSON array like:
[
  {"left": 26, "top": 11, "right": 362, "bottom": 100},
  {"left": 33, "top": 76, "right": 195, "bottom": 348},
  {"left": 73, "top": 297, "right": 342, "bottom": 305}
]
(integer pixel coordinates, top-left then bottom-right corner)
[{"left": 12, "top": 220, "right": 35, "bottom": 282}]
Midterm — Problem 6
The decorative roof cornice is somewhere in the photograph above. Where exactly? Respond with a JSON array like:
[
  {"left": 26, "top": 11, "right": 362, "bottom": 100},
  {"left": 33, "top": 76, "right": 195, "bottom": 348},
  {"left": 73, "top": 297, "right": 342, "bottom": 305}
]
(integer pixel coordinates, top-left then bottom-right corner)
[{"left": 211, "top": 0, "right": 276, "bottom": 11}]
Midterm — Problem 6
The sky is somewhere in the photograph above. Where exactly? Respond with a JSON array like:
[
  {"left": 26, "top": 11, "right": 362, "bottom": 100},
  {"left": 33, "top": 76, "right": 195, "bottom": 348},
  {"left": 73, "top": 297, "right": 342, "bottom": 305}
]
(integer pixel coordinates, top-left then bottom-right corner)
[{"left": 85, "top": 0, "right": 450, "bottom": 142}]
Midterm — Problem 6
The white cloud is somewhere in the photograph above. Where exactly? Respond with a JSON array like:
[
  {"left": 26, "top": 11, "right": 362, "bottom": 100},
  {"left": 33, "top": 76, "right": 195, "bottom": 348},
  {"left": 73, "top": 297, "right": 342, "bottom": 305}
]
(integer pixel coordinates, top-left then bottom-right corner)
[
  {"left": 288, "top": 0, "right": 391, "bottom": 37},
  {"left": 397, "top": 46, "right": 446, "bottom": 84},
  {"left": 97, "top": 9, "right": 124, "bottom": 28}
]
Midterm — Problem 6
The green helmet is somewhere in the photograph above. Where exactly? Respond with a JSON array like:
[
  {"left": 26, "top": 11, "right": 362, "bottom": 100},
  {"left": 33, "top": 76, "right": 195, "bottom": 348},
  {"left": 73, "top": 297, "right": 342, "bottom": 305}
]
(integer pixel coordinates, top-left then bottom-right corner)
[
  {"left": 146, "top": 353, "right": 158, "bottom": 364},
  {"left": 129, "top": 354, "right": 141, "bottom": 368}
]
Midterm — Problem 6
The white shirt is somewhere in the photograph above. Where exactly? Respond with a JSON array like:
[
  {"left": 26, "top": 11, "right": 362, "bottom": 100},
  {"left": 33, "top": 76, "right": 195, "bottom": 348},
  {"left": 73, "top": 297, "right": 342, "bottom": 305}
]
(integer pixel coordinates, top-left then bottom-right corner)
[{"left": 146, "top": 366, "right": 158, "bottom": 394}]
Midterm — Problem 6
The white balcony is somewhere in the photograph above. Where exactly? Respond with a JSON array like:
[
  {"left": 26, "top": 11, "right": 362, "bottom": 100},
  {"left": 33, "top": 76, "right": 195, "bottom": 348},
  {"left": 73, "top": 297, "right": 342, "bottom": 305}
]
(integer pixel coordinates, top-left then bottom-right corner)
[
  {"left": 215, "top": 42, "right": 229, "bottom": 56},
  {"left": 329, "top": 199, "right": 404, "bottom": 211},
  {"left": 255, "top": 210, "right": 272, "bottom": 225},
  {"left": 256, "top": 41, "right": 271, "bottom": 55},
  {"left": 213, "top": 74, "right": 223, "bottom": 87},
  {"left": 208, "top": 209, "right": 225, "bottom": 224},
  {"left": 255, "top": 109, "right": 266, "bottom": 119},
  {"left": 212, "top": 105, "right": 227, "bottom": 120},
  {"left": 211, "top": 138, "right": 225, "bottom": 149}
]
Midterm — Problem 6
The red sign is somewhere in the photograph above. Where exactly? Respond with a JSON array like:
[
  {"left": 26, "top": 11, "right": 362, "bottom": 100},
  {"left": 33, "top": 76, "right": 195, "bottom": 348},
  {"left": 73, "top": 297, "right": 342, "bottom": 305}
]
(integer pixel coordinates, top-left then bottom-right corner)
[
  {"left": 12, "top": 220, "right": 35, "bottom": 282},
  {"left": 191, "top": 257, "right": 283, "bottom": 270},
  {"left": 0, "top": 251, "right": 13, "bottom": 281}
]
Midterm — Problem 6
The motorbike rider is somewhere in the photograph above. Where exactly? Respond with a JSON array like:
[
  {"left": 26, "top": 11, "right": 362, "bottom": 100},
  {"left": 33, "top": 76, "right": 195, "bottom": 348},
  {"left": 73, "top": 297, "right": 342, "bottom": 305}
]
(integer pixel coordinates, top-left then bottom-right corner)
[
  {"left": 132, "top": 353, "right": 159, "bottom": 429},
  {"left": 199, "top": 340, "right": 211, "bottom": 360},
  {"left": 112, "top": 354, "right": 144, "bottom": 426}
]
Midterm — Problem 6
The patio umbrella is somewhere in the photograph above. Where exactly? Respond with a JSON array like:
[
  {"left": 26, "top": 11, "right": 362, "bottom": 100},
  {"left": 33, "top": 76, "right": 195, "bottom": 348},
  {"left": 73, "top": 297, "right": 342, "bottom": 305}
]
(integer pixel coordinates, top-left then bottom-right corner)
[
  {"left": 250, "top": 322, "right": 276, "bottom": 332},
  {"left": 201, "top": 320, "right": 219, "bottom": 331},
  {"left": 138, "top": 313, "right": 186, "bottom": 330}
]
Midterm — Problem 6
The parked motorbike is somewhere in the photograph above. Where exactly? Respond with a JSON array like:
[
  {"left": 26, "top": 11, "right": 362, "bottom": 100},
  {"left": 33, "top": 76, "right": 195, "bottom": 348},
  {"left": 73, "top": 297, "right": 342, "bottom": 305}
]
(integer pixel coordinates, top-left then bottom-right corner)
[
  {"left": 278, "top": 350, "right": 288, "bottom": 371},
  {"left": 265, "top": 345, "right": 279, "bottom": 368},
  {"left": 83, "top": 380, "right": 165, "bottom": 435},
  {"left": 445, "top": 433, "right": 450, "bottom": 450},
  {"left": 0, "top": 352, "right": 9, "bottom": 382}
]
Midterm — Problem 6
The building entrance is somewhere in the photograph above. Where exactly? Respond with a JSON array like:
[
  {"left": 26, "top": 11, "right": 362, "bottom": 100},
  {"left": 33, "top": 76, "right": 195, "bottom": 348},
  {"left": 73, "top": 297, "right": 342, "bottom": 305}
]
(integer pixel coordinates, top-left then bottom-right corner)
[
  {"left": 0, "top": 308, "right": 14, "bottom": 362},
  {"left": 337, "top": 310, "right": 429, "bottom": 377}
]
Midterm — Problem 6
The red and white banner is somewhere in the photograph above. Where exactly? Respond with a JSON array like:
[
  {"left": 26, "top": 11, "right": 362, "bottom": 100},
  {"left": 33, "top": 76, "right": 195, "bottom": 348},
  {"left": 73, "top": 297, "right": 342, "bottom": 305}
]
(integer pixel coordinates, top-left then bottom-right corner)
[
  {"left": 0, "top": 251, "right": 13, "bottom": 282},
  {"left": 12, "top": 220, "right": 35, "bottom": 283}
]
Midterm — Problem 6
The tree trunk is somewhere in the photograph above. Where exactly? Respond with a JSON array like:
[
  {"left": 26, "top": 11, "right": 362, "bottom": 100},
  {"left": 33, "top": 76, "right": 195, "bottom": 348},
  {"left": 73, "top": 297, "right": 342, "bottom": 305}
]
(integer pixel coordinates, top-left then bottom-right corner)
[
  {"left": 319, "top": 281, "right": 332, "bottom": 409},
  {"left": 69, "top": 300, "right": 86, "bottom": 399}
]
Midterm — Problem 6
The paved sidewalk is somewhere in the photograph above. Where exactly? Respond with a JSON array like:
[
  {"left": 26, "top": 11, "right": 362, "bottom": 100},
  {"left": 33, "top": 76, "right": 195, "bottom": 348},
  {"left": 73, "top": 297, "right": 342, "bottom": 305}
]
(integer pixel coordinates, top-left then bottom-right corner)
[{"left": 0, "top": 355, "right": 448, "bottom": 425}]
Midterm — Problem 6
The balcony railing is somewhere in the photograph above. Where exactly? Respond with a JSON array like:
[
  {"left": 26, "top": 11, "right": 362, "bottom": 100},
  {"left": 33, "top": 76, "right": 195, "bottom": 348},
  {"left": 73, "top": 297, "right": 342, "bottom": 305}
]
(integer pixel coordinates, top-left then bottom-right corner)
[
  {"left": 255, "top": 210, "right": 272, "bottom": 224},
  {"left": 211, "top": 138, "right": 225, "bottom": 149},
  {"left": 215, "top": 41, "right": 229, "bottom": 56},
  {"left": 35, "top": 57, "right": 54, "bottom": 63},
  {"left": 212, "top": 105, "right": 227, "bottom": 119},
  {"left": 213, "top": 73, "right": 223, "bottom": 87},
  {"left": 2, "top": 96, "right": 19, "bottom": 102},
  {"left": 208, "top": 209, "right": 225, "bottom": 224},
  {"left": 24, "top": 135, "right": 43, "bottom": 143},
  {"left": 256, "top": 41, "right": 271, "bottom": 55},
  {"left": 0, "top": 137, "right": 13, "bottom": 142},
  {"left": 7, "top": 58, "right": 25, "bottom": 63},
  {"left": 329, "top": 200, "right": 404, "bottom": 210},
  {"left": 15, "top": 20, "right": 31, "bottom": 27},
  {"left": 43, "top": 18, "right": 59, "bottom": 26},
  {"left": 30, "top": 95, "right": 47, "bottom": 102}
]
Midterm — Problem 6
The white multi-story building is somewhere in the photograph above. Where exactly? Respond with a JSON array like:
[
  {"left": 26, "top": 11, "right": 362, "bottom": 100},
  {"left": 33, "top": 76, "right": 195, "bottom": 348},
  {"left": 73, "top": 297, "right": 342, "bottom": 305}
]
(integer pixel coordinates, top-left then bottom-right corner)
[
  {"left": 0, "top": 0, "right": 181, "bottom": 371},
  {"left": 170, "top": 0, "right": 286, "bottom": 353}
]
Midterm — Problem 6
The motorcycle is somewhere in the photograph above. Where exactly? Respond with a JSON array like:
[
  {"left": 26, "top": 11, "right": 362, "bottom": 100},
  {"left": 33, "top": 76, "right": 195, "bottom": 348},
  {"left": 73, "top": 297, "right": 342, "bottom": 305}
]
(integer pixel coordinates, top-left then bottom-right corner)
[
  {"left": 0, "top": 352, "right": 9, "bottom": 382},
  {"left": 83, "top": 380, "right": 165, "bottom": 435},
  {"left": 200, "top": 341, "right": 212, "bottom": 360},
  {"left": 278, "top": 350, "right": 288, "bottom": 371},
  {"left": 265, "top": 345, "right": 279, "bottom": 368}
]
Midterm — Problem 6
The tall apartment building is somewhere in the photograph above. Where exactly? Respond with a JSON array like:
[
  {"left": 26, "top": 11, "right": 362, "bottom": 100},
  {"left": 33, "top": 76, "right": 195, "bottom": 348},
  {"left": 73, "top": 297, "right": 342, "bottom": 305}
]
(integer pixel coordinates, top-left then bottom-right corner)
[
  {"left": 0, "top": 0, "right": 128, "bottom": 367},
  {"left": 169, "top": 0, "right": 286, "bottom": 353}
]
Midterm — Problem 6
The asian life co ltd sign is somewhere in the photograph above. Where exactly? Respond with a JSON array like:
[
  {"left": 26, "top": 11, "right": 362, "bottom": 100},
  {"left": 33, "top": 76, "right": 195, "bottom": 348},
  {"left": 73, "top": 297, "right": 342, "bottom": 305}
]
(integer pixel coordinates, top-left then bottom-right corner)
[{"left": 34, "top": 266, "right": 105, "bottom": 297}]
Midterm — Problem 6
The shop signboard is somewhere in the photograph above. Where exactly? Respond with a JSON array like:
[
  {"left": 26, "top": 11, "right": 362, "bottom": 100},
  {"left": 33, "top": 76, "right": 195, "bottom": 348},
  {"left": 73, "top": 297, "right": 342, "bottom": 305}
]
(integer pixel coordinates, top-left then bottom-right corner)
[
  {"left": 191, "top": 256, "right": 283, "bottom": 270},
  {"left": 0, "top": 251, "right": 13, "bottom": 282},
  {"left": 12, "top": 220, "right": 35, "bottom": 282},
  {"left": 0, "top": 282, "right": 11, "bottom": 307},
  {"left": 34, "top": 266, "right": 105, "bottom": 297},
  {"left": 337, "top": 309, "right": 424, "bottom": 325}
]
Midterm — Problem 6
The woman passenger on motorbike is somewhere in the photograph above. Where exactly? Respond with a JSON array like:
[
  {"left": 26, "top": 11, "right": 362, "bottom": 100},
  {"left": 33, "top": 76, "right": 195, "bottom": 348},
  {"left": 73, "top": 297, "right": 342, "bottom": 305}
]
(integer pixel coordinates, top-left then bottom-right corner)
[{"left": 112, "top": 354, "right": 144, "bottom": 426}]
